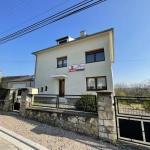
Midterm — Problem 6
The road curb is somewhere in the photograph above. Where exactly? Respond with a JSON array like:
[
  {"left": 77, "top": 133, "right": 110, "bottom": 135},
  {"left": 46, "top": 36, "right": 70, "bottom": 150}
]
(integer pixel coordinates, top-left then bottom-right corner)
[{"left": 0, "top": 126, "right": 49, "bottom": 150}]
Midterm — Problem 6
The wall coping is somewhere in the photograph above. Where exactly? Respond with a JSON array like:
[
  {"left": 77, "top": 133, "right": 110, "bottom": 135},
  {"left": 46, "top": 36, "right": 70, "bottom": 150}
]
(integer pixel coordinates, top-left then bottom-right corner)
[
  {"left": 26, "top": 107, "right": 98, "bottom": 118},
  {"left": 97, "top": 90, "right": 113, "bottom": 93}
]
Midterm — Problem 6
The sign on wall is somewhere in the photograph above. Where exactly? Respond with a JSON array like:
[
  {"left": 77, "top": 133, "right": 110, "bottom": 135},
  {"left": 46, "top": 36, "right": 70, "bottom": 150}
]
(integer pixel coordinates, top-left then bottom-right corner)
[{"left": 68, "top": 64, "right": 85, "bottom": 72}]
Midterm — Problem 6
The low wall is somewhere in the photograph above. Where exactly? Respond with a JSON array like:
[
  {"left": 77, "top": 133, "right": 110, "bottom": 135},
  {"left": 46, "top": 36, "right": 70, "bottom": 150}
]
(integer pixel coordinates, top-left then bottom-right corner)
[{"left": 25, "top": 107, "right": 99, "bottom": 138}]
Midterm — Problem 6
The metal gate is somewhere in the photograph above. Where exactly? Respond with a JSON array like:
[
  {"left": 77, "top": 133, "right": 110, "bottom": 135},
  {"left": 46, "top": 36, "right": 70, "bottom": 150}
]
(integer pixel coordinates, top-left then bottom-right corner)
[{"left": 114, "top": 96, "right": 150, "bottom": 146}]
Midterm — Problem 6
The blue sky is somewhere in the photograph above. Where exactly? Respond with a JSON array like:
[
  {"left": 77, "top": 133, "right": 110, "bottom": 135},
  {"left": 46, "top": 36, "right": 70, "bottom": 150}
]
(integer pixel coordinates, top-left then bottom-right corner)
[{"left": 0, "top": 0, "right": 150, "bottom": 84}]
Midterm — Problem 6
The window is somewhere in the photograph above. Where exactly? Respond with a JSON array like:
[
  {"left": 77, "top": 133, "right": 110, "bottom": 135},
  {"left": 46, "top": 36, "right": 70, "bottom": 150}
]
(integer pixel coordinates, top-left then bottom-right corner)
[
  {"left": 86, "top": 49, "right": 105, "bottom": 63},
  {"left": 45, "top": 86, "right": 47, "bottom": 91},
  {"left": 57, "top": 56, "right": 67, "bottom": 68},
  {"left": 41, "top": 87, "right": 43, "bottom": 92},
  {"left": 86, "top": 76, "right": 107, "bottom": 91}
]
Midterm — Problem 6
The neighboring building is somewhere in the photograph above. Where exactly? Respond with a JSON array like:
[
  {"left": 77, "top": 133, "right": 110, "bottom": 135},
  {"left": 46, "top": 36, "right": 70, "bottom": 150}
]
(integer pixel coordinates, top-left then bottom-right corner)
[
  {"left": 0, "top": 74, "right": 33, "bottom": 89},
  {"left": 32, "top": 28, "right": 114, "bottom": 96},
  {"left": 0, "top": 71, "right": 2, "bottom": 85},
  {"left": 7, "top": 75, "right": 34, "bottom": 88}
]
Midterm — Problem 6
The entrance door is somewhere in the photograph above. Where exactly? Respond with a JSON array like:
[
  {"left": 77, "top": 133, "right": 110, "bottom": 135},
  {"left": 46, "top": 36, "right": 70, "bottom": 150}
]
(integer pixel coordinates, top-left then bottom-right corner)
[{"left": 59, "top": 79, "right": 65, "bottom": 97}]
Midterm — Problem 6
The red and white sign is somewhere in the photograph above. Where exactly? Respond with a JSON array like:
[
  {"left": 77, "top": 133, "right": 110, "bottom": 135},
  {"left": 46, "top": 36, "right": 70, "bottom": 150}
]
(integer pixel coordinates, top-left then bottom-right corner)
[{"left": 68, "top": 64, "right": 85, "bottom": 72}]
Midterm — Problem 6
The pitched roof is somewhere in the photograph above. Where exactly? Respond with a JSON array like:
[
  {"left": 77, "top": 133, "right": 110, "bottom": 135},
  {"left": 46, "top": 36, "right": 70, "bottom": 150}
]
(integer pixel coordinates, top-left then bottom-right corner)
[
  {"left": 32, "top": 28, "right": 114, "bottom": 59},
  {"left": 8, "top": 75, "right": 34, "bottom": 82}
]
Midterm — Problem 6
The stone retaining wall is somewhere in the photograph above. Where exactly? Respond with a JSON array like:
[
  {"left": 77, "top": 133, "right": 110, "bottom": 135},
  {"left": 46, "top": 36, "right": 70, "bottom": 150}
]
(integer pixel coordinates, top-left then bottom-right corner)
[
  {"left": 25, "top": 108, "right": 99, "bottom": 138},
  {"left": 0, "top": 103, "right": 4, "bottom": 110}
]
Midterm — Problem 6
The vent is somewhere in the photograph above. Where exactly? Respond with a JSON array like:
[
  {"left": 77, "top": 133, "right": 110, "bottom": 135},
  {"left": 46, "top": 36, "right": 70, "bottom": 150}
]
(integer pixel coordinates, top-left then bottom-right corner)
[
  {"left": 56, "top": 36, "right": 74, "bottom": 45},
  {"left": 80, "top": 30, "right": 86, "bottom": 37}
]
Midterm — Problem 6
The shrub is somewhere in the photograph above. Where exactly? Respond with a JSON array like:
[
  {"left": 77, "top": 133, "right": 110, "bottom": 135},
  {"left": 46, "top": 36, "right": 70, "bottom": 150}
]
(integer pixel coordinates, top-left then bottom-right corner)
[{"left": 74, "top": 94, "right": 97, "bottom": 112}]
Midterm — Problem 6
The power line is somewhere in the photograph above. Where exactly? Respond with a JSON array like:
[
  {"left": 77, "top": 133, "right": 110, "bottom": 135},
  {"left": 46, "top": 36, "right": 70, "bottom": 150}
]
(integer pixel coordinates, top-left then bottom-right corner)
[
  {"left": 0, "top": 60, "right": 34, "bottom": 62},
  {"left": 116, "top": 59, "right": 150, "bottom": 62},
  {"left": 0, "top": 0, "right": 71, "bottom": 35},
  {"left": 0, "top": 0, "right": 20, "bottom": 14},
  {"left": 0, "top": 0, "right": 15, "bottom": 11},
  {"left": 1, "top": 58, "right": 150, "bottom": 63},
  {"left": 0, "top": 0, "right": 106, "bottom": 45},
  {"left": 0, "top": 0, "right": 27, "bottom": 19}
]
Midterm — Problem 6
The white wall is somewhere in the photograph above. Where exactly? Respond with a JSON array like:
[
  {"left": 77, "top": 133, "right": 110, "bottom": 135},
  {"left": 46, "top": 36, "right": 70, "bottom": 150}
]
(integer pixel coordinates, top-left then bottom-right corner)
[{"left": 34, "top": 32, "right": 114, "bottom": 95}]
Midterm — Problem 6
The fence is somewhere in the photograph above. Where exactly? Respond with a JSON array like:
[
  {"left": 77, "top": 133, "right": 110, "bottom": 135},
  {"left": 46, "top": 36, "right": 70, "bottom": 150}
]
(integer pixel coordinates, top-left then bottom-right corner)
[
  {"left": 114, "top": 96, "right": 150, "bottom": 146},
  {"left": 33, "top": 94, "right": 97, "bottom": 112}
]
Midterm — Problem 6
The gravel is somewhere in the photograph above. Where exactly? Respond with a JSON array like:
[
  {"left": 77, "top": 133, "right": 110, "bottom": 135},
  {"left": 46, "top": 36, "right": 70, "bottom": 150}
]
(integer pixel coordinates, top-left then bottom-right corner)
[{"left": 0, "top": 111, "right": 123, "bottom": 150}]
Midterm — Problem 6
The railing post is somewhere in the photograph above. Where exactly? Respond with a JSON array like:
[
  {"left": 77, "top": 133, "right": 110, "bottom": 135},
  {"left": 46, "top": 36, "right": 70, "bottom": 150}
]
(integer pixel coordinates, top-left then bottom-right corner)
[{"left": 56, "top": 95, "right": 59, "bottom": 108}]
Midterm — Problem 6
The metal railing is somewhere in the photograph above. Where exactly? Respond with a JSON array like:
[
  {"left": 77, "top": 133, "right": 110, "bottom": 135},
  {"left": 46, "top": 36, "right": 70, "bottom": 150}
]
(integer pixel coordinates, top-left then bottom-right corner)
[
  {"left": 33, "top": 94, "right": 97, "bottom": 112},
  {"left": 114, "top": 96, "right": 150, "bottom": 117}
]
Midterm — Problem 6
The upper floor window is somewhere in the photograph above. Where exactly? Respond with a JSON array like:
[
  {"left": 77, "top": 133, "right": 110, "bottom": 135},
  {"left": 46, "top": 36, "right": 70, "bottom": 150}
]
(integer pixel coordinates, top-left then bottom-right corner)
[
  {"left": 86, "top": 76, "right": 107, "bottom": 91},
  {"left": 57, "top": 56, "right": 67, "bottom": 68},
  {"left": 86, "top": 49, "right": 105, "bottom": 63}
]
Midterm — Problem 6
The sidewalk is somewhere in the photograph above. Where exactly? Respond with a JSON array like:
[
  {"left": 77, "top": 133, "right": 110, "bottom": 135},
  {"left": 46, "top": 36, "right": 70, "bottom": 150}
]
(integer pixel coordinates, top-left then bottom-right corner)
[{"left": 0, "top": 137, "right": 19, "bottom": 150}]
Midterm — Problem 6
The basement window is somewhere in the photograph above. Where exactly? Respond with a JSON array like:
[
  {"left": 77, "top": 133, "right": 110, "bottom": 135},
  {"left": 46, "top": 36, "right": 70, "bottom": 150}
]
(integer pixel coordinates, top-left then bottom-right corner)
[{"left": 45, "top": 86, "right": 47, "bottom": 91}]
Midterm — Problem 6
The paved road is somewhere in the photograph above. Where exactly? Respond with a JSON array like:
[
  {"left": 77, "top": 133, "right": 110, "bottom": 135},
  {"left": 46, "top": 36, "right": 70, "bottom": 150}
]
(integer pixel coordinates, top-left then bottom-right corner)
[{"left": 0, "top": 137, "right": 19, "bottom": 150}]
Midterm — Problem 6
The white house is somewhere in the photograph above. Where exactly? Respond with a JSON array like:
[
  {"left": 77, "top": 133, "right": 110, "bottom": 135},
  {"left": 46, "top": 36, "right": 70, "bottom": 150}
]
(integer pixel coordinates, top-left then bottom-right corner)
[{"left": 32, "top": 28, "right": 114, "bottom": 96}]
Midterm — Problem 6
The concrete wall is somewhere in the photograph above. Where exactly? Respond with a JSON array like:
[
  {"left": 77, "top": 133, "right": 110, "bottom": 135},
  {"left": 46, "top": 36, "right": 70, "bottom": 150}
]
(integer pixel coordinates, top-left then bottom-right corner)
[{"left": 34, "top": 32, "right": 114, "bottom": 95}]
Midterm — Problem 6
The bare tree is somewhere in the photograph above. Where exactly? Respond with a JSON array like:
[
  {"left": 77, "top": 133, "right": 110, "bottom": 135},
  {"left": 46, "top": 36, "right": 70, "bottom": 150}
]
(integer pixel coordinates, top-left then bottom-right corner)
[{"left": 115, "top": 80, "right": 150, "bottom": 97}]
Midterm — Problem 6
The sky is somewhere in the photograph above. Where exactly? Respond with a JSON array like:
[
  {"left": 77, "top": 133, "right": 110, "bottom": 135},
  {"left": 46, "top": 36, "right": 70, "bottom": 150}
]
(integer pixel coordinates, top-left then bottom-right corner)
[{"left": 0, "top": 0, "right": 150, "bottom": 84}]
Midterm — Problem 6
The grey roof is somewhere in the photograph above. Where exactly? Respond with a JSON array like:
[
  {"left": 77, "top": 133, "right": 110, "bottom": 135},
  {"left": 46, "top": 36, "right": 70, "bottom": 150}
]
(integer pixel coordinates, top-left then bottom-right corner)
[
  {"left": 32, "top": 28, "right": 114, "bottom": 55},
  {"left": 8, "top": 75, "right": 34, "bottom": 82}
]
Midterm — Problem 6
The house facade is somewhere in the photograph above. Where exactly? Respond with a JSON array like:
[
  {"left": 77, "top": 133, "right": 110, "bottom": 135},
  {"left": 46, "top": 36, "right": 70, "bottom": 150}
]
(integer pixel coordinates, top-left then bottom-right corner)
[{"left": 32, "top": 28, "right": 114, "bottom": 96}]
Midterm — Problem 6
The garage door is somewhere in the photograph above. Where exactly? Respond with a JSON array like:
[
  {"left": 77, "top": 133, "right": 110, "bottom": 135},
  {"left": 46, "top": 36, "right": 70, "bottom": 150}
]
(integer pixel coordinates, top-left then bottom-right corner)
[{"left": 12, "top": 83, "right": 26, "bottom": 88}]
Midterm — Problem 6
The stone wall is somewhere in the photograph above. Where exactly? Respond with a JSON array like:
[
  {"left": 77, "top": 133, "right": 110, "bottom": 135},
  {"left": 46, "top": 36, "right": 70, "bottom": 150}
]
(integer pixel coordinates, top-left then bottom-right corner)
[
  {"left": 97, "top": 91, "right": 116, "bottom": 143},
  {"left": 25, "top": 108, "right": 99, "bottom": 138},
  {"left": 0, "top": 103, "right": 4, "bottom": 110}
]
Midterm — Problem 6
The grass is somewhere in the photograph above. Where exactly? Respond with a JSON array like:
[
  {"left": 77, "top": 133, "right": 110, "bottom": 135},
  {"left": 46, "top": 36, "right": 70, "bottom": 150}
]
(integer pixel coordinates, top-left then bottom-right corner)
[{"left": 33, "top": 102, "right": 42, "bottom": 106}]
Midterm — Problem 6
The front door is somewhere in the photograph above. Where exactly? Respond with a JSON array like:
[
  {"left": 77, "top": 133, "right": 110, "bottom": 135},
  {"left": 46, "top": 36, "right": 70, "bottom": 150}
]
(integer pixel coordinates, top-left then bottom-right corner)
[{"left": 59, "top": 79, "right": 65, "bottom": 97}]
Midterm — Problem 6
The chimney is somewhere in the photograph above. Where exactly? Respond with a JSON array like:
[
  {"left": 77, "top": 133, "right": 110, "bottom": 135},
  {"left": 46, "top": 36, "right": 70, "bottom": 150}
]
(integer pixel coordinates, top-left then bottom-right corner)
[{"left": 80, "top": 30, "right": 86, "bottom": 37}]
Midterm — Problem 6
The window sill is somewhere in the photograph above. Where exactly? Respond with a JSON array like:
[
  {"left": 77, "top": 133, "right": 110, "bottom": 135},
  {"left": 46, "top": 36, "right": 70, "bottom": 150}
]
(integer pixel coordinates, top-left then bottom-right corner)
[
  {"left": 86, "top": 89, "right": 107, "bottom": 91},
  {"left": 56, "top": 66, "right": 67, "bottom": 69},
  {"left": 86, "top": 60, "right": 105, "bottom": 64}
]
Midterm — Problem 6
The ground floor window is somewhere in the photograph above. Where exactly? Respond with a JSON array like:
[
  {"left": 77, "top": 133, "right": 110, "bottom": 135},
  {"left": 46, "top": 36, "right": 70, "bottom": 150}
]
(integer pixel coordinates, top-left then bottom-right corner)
[{"left": 86, "top": 76, "right": 107, "bottom": 90}]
